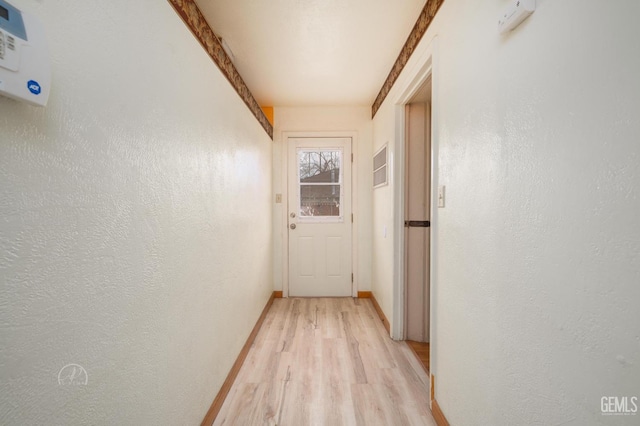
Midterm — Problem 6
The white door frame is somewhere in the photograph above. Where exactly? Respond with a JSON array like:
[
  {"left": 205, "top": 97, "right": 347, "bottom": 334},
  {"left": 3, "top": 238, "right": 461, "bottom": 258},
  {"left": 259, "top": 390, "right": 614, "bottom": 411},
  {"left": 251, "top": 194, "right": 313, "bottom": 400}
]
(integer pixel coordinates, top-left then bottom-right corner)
[
  {"left": 391, "top": 39, "right": 439, "bottom": 342},
  {"left": 280, "top": 131, "right": 359, "bottom": 298}
]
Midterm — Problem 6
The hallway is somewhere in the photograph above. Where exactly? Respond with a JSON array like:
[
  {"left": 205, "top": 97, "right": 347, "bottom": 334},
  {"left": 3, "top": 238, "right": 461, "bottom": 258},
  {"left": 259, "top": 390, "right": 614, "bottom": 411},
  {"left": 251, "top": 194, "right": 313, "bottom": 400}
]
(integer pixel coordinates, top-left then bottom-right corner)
[
  {"left": 2, "top": 1, "right": 640, "bottom": 424},
  {"left": 214, "top": 298, "right": 436, "bottom": 425}
]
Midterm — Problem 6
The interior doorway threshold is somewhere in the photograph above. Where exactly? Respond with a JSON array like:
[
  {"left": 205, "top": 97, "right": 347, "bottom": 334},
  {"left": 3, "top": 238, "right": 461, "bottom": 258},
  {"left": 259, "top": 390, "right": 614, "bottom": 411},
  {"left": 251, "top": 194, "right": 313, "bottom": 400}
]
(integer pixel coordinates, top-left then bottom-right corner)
[{"left": 406, "top": 340, "right": 429, "bottom": 373}]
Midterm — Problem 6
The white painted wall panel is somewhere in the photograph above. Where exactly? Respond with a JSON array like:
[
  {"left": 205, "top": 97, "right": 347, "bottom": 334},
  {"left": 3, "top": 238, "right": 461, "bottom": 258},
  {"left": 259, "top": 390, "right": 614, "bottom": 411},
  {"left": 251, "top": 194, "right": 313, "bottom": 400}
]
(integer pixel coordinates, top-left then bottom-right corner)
[
  {"left": 0, "top": 1, "right": 272, "bottom": 424},
  {"left": 372, "top": 0, "right": 640, "bottom": 424},
  {"left": 372, "top": 113, "right": 397, "bottom": 328}
]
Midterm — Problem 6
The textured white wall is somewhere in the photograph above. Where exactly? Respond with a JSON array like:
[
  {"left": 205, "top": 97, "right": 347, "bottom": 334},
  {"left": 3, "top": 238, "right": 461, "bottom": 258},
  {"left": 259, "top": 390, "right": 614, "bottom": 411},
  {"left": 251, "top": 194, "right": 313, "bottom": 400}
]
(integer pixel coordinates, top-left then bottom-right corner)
[
  {"left": 0, "top": 1, "right": 272, "bottom": 425},
  {"left": 371, "top": 111, "right": 396, "bottom": 326},
  {"left": 373, "top": 0, "right": 640, "bottom": 424},
  {"left": 272, "top": 107, "right": 373, "bottom": 293}
]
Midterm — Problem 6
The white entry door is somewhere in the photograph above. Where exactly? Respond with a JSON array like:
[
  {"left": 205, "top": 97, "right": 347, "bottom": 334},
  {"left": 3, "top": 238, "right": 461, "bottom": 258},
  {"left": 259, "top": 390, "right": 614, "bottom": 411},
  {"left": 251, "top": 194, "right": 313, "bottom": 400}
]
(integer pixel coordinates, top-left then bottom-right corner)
[{"left": 287, "top": 138, "right": 352, "bottom": 297}]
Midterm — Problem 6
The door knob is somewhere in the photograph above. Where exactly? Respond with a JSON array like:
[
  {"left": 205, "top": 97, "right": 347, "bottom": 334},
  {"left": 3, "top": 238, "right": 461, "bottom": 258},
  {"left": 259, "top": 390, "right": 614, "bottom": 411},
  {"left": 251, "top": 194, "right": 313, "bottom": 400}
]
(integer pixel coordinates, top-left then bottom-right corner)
[
  {"left": 290, "top": 223, "right": 296, "bottom": 230},
  {"left": 290, "top": 212, "right": 296, "bottom": 218}
]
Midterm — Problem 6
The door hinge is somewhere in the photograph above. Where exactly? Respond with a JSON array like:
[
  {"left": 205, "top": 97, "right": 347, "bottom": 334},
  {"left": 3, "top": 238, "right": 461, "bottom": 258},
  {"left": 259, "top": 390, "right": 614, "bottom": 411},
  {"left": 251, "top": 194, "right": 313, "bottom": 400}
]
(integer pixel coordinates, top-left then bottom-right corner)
[
  {"left": 351, "top": 273, "right": 354, "bottom": 283},
  {"left": 351, "top": 213, "right": 354, "bottom": 223},
  {"left": 351, "top": 153, "right": 354, "bottom": 163}
]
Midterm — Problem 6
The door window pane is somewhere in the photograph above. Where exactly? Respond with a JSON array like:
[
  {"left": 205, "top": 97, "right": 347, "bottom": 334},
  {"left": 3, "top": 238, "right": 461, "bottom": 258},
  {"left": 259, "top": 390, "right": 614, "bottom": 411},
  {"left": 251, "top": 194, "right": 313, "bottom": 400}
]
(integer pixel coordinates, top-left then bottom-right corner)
[
  {"left": 300, "top": 185, "right": 341, "bottom": 217},
  {"left": 298, "top": 149, "right": 342, "bottom": 218},
  {"left": 299, "top": 151, "right": 341, "bottom": 183}
]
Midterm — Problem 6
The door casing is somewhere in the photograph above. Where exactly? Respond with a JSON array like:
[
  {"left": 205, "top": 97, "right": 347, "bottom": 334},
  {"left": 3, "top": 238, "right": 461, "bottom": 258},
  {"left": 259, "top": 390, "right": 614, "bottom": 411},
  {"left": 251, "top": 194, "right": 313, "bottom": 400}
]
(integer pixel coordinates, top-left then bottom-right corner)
[
  {"left": 391, "top": 41, "right": 438, "bottom": 343},
  {"left": 280, "top": 131, "right": 359, "bottom": 298}
]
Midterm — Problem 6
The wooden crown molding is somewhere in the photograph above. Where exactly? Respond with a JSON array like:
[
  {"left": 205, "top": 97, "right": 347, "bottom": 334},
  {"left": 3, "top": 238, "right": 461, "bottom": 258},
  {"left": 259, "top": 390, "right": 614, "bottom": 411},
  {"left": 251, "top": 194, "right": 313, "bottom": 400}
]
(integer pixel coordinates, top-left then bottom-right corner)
[
  {"left": 371, "top": 0, "right": 445, "bottom": 118},
  {"left": 168, "top": 0, "right": 273, "bottom": 139}
]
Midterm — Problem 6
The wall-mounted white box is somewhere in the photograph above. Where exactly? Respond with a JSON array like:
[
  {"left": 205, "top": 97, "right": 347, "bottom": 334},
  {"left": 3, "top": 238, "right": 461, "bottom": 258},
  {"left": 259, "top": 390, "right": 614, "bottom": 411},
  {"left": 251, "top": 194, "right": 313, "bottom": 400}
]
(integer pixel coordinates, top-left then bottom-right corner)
[
  {"left": 498, "top": 0, "right": 535, "bottom": 34},
  {"left": 0, "top": 0, "right": 51, "bottom": 106}
]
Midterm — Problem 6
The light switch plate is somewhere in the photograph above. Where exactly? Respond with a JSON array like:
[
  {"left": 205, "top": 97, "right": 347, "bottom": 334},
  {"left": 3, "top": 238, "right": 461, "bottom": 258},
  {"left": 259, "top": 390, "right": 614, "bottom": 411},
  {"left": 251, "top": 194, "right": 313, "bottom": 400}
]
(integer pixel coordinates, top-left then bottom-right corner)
[
  {"left": 437, "top": 185, "right": 445, "bottom": 208},
  {"left": 275, "top": 193, "right": 282, "bottom": 203}
]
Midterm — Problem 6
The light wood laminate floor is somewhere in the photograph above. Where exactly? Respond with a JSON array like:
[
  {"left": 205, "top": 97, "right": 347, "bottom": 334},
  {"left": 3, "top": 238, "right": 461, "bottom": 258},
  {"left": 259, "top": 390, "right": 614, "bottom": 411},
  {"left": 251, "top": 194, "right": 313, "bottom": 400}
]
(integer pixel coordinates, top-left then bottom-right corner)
[{"left": 214, "top": 298, "right": 436, "bottom": 426}]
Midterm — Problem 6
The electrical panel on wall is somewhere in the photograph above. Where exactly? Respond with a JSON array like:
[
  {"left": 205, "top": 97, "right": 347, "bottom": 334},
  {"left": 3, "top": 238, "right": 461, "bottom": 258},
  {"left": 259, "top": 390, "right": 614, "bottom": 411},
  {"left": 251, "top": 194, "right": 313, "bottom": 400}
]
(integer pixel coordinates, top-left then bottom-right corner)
[{"left": 0, "top": 0, "right": 51, "bottom": 106}]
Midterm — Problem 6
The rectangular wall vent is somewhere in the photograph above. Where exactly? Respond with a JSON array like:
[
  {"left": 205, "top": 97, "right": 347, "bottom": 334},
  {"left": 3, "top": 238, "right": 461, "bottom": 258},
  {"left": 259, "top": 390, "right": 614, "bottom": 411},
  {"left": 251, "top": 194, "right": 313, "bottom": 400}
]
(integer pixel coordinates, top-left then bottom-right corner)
[{"left": 373, "top": 144, "right": 388, "bottom": 188}]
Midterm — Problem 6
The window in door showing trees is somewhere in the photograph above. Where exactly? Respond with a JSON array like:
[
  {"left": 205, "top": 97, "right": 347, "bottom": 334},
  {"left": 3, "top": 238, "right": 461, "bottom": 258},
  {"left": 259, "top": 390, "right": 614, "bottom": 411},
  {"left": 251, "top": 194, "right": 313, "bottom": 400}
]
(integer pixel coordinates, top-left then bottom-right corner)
[{"left": 298, "top": 150, "right": 342, "bottom": 218}]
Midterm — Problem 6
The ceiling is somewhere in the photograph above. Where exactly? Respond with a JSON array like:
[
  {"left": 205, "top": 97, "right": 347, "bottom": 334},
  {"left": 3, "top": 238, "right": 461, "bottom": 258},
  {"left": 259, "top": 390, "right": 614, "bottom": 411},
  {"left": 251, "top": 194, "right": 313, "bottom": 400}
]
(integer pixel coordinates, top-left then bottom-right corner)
[{"left": 195, "top": 0, "right": 426, "bottom": 107}]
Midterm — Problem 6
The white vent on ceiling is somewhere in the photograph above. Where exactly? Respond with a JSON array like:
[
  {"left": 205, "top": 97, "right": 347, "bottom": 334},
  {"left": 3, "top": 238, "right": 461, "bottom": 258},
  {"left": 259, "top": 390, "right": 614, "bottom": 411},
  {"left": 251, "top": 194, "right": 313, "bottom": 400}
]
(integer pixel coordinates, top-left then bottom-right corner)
[{"left": 373, "top": 144, "right": 388, "bottom": 188}]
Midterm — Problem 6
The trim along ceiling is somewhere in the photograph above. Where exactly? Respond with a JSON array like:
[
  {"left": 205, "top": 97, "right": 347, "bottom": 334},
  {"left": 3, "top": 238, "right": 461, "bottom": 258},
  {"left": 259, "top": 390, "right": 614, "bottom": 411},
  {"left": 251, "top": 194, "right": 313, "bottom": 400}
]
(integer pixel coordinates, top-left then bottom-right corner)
[
  {"left": 371, "top": 0, "right": 444, "bottom": 117},
  {"left": 168, "top": 0, "right": 444, "bottom": 138},
  {"left": 169, "top": 0, "right": 273, "bottom": 138}
]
